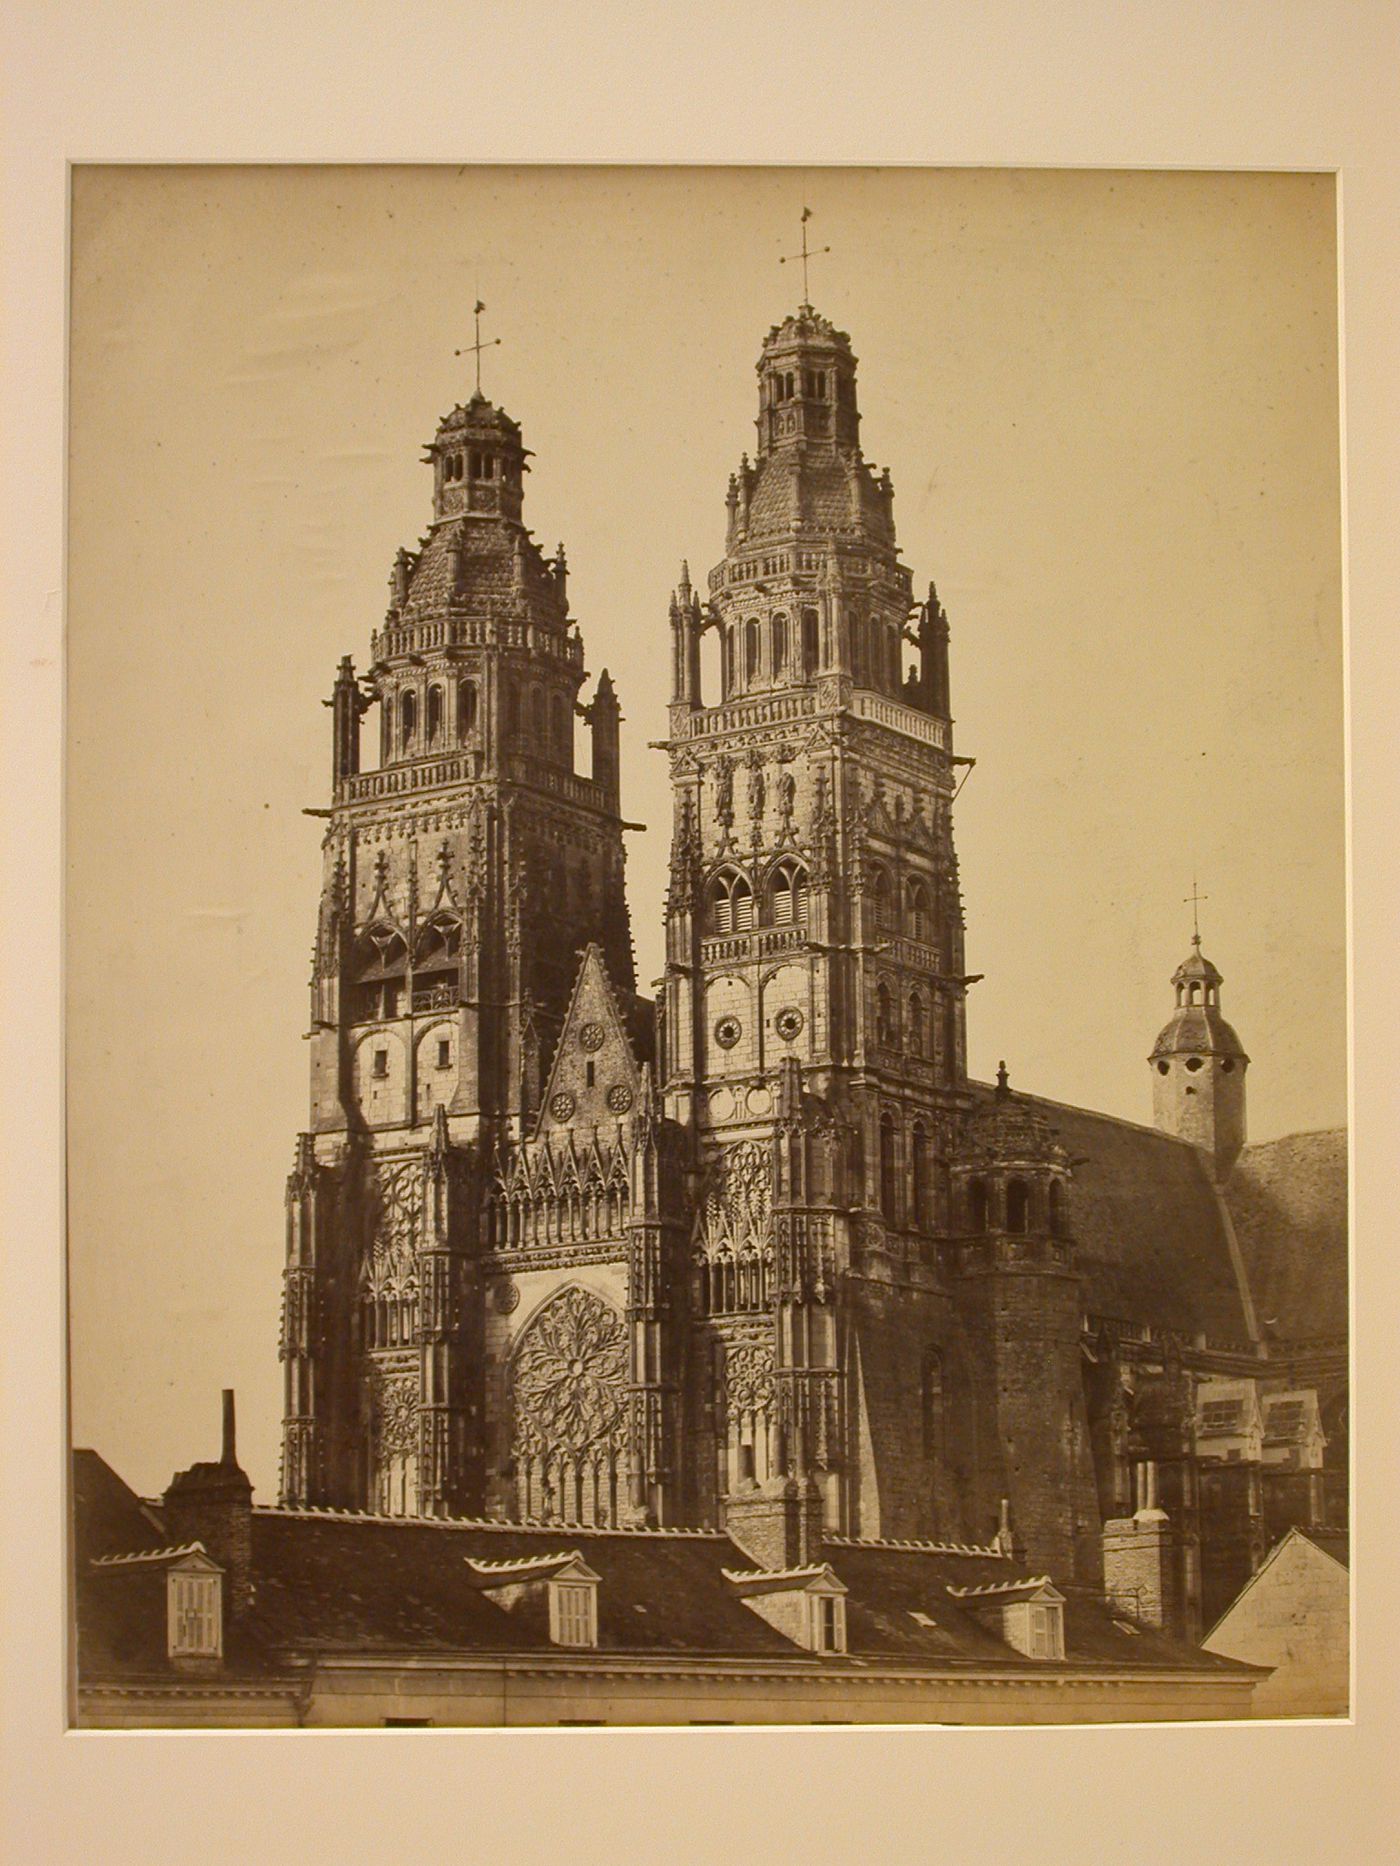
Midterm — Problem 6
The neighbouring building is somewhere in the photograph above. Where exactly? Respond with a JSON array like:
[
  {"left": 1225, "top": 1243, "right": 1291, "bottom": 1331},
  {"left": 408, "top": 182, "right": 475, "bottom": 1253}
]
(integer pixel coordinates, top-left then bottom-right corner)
[
  {"left": 1203, "top": 1525, "right": 1350, "bottom": 1717},
  {"left": 74, "top": 294, "right": 1347, "bottom": 1726}
]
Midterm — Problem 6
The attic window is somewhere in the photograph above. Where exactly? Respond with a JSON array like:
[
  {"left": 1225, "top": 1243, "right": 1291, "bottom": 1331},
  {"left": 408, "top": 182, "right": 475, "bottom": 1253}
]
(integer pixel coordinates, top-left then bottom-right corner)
[
  {"left": 812, "top": 1592, "right": 846, "bottom": 1653},
  {"left": 168, "top": 1567, "right": 222, "bottom": 1660},
  {"left": 549, "top": 1579, "right": 598, "bottom": 1648},
  {"left": 1001, "top": 1596, "right": 1064, "bottom": 1661}
]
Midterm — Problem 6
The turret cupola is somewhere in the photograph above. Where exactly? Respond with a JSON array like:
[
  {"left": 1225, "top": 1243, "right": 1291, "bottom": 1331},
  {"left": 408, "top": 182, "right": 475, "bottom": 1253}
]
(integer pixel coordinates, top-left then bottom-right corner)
[
  {"left": 1150, "top": 935, "right": 1249, "bottom": 1177},
  {"left": 756, "top": 304, "right": 861, "bottom": 457},
  {"left": 953, "top": 1064, "right": 1075, "bottom": 1248},
  {"left": 427, "top": 390, "right": 528, "bottom": 524}
]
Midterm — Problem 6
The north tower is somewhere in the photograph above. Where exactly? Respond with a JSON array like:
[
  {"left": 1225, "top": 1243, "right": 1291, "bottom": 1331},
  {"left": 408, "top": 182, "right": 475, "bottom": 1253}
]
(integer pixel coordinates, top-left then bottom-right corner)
[{"left": 280, "top": 378, "right": 642, "bottom": 1518}]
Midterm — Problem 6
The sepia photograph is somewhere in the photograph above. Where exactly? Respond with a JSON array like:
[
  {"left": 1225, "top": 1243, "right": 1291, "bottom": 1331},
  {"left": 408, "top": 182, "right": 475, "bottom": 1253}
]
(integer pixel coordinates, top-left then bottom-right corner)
[{"left": 65, "top": 164, "right": 1348, "bottom": 1730}]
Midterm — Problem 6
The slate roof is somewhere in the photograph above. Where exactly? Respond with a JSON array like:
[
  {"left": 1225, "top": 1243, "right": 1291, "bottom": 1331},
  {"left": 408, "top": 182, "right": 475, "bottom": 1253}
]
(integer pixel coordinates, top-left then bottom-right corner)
[
  {"left": 1223, "top": 1130, "right": 1348, "bottom": 1340},
  {"left": 1299, "top": 1526, "right": 1350, "bottom": 1571},
  {"left": 744, "top": 452, "right": 893, "bottom": 543},
  {"left": 72, "top": 1461, "right": 1252, "bottom": 1686},
  {"left": 969, "top": 1086, "right": 1254, "bottom": 1342}
]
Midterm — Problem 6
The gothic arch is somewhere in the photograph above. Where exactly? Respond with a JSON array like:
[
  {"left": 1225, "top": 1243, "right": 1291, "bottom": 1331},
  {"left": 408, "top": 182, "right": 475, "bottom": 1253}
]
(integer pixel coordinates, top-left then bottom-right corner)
[
  {"left": 765, "top": 856, "right": 808, "bottom": 925},
  {"left": 508, "top": 1283, "right": 629, "bottom": 1526},
  {"left": 707, "top": 866, "right": 754, "bottom": 934}
]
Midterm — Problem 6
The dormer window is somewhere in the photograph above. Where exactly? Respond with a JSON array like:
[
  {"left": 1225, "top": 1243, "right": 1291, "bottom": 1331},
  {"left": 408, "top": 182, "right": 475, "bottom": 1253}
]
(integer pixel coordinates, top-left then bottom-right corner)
[
  {"left": 166, "top": 1554, "right": 224, "bottom": 1662},
  {"left": 949, "top": 1577, "right": 1065, "bottom": 1661},
  {"left": 723, "top": 1563, "right": 849, "bottom": 1654},
  {"left": 812, "top": 1591, "right": 846, "bottom": 1653},
  {"left": 550, "top": 1578, "right": 599, "bottom": 1648},
  {"left": 1002, "top": 1593, "right": 1065, "bottom": 1661}
]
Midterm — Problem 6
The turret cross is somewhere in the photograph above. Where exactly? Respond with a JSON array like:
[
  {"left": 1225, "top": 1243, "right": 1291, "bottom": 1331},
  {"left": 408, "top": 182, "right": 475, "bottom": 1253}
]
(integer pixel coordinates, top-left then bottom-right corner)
[
  {"left": 779, "top": 207, "right": 830, "bottom": 306},
  {"left": 1185, "top": 877, "right": 1209, "bottom": 945},
  {"left": 455, "top": 299, "right": 502, "bottom": 395}
]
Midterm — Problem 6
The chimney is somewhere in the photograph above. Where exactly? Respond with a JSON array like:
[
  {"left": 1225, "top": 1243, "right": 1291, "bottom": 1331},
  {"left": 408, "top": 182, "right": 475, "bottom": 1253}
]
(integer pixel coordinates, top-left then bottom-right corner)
[
  {"left": 1102, "top": 1462, "right": 1180, "bottom": 1634},
  {"left": 723, "top": 1475, "right": 824, "bottom": 1572},
  {"left": 163, "top": 1390, "right": 254, "bottom": 1612}
]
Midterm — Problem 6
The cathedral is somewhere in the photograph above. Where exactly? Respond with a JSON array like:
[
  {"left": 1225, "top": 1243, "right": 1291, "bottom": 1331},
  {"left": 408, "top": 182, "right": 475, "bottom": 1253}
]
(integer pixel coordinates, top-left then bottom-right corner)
[{"left": 276, "top": 298, "right": 1346, "bottom": 1640}]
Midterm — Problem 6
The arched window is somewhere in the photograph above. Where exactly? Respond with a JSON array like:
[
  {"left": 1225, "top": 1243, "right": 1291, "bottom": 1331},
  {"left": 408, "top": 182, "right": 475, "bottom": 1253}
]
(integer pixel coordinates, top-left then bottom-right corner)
[
  {"left": 1048, "top": 1179, "right": 1065, "bottom": 1237},
  {"left": 772, "top": 613, "right": 789, "bottom": 676},
  {"left": 710, "top": 871, "right": 753, "bottom": 934},
  {"left": 906, "top": 877, "right": 933, "bottom": 944},
  {"left": 553, "top": 694, "right": 569, "bottom": 758},
  {"left": 745, "top": 619, "right": 761, "bottom": 684},
  {"left": 879, "top": 1114, "right": 897, "bottom": 1220},
  {"left": 458, "top": 679, "right": 478, "bottom": 736},
  {"left": 908, "top": 990, "right": 926, "bottom": 1058},
  {"left": 769, "top": 860, "right": 807, "bottom": 926},
  {"left": 922, "top": 1348, "right": 944, "bottom": 1462},
  {"left": 1006, "top": 1178, "right": 1031, "bottom": 1234},
  {"left": 724, "top": 626, "right": 736, "bottom": 697},
  {"left": 968, "top": 1177, "right": 989, "bottom": 1233},
  {"left": 875, "top": 979, "right": 895, "bottom": 1048},
  {"left": 427, "top": 685, "right": 444, "bottom": 742},
  {"left": 400, "top": 689, "right": 417, "bottom": 750},
  {"left": 911, "top": 1122, "right": 928, "bottom": 1226},
  {"left": 871, "top": 867, "right": 894, "bottom": 932},
  {"left": 801, "top": 609, "right": 819, "bottom": 677},
  {"left": 943, "top": 1000, "right": 959, "bottom": 1079}
]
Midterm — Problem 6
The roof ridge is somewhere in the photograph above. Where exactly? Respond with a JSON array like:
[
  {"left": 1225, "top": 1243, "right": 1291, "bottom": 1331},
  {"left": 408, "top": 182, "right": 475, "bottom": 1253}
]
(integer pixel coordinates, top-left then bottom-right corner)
[
  {"left": 965, "top": 1081, "right": 1181, "bottom": 1142},
  {"left": 825, "top": 1534, "right": 1004, "bottom": 1557},
  {"left": 90, "top": 1541, "right": 208, "bottom": 1567},
  {"left": 947, "top": 1576, "right": 1053, "bottom": 1599},
  {"left": 254, "top": 1505, "right": 725, "bottom": 1538}
]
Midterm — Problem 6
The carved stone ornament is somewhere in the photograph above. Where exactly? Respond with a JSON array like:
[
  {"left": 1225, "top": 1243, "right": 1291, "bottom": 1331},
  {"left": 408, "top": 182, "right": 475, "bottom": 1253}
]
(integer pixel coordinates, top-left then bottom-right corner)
[
  {"left": 365, "top": 1158, "right": 423, "bottom": 1290},
  {"left": 578, "top": 1021, "right": 606, "bottom": 1053},
  {"left": 550, "top": 1090, "right": 576, "bottom": 1121},
  {"left": 714, "top": 1015, "right": 742, "bottom": 1050},
  {"left": 512, "top": 1286, "right": 629, "bottom": 1464},
  {"left": 372, "top": 1369, "right": 419, "bottom": 1454},
  {"left": 694, "top": 1138, "right": 773, "bottom": 1263},
  {"left": 494, "top": 1278, "right": 521, "bottom": 1314},
  {"left": 774, "top": 1005, "right": 804, "bottom": 1042},
  {"left": 725, "top": 1339, "right": 775, "bottom": 1416},
  {"left": 606, "top": 1083, "right": 633, "bottom": 1114}
]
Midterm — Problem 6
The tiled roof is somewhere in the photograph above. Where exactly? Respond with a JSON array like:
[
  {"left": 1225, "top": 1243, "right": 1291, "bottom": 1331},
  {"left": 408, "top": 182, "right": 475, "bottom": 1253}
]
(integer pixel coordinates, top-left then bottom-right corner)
[
  {"left": 971, "top": 1086, "right": 1254, "bottom": 1341},
  {"left": 72, "top": 1457, "right": 1246, "bottom": 1683},
  {"left": 1223, "top": 1130, "right": 1348, "bottom": 1340},
  {"left": 743, "top": 453, "right": 891, "bottom": 542},
  {"left": 1299, "top": 1527, "right": 1350, "bottom": 1571}
]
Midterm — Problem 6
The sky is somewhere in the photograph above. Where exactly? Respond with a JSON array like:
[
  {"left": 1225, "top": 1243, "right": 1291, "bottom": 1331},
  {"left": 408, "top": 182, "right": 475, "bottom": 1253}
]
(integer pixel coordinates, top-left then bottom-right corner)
[{"left": 65, "top": 166, "right": 1344, "bottom": 1499}]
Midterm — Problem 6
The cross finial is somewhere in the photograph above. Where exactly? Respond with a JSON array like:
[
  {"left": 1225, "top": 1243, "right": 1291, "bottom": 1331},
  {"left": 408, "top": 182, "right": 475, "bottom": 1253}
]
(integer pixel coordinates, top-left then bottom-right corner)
[
  {"left": 454, "top": 299, "right": 503, "bottom": 396},
  {"left": 1185, "top": 876, "right": 1208, "bottom": 946},
  {"left": 779, "top": 206, "right": 830, "bottom": 308}
]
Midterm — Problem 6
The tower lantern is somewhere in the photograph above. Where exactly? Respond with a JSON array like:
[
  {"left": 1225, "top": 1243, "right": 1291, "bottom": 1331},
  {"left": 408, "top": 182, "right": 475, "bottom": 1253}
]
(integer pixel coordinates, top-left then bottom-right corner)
[{"left": 1150, "top": 933, "right": 1249, "bottom": 1178}]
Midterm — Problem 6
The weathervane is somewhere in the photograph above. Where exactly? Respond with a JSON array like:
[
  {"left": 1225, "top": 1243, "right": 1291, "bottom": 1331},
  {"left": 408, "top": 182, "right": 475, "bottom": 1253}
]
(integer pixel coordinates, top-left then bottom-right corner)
[
  {"left": 779, "top": 207, "right": 830, "bottom": 306},
  {"left": 455, "top": 299, "right": 502, "bottom": 396},
  {"left": 1185, "top": 876, "right": 1209, "bottom": 946}
]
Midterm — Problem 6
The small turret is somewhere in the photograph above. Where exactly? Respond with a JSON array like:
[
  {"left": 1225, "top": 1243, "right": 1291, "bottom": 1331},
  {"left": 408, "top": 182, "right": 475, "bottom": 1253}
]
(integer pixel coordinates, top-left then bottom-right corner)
[
  {"left": 1150, "top": 935, "right": 1249, "bottom": 1178},
  {"left": 589, "top": 668, "right": 622, "bottom": 812}
]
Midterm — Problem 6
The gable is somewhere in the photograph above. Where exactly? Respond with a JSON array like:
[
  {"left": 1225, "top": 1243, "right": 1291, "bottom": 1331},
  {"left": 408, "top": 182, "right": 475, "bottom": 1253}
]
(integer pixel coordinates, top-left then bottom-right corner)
[{"left": 537, "top": 944, "right": 641, "bottom": 1136}]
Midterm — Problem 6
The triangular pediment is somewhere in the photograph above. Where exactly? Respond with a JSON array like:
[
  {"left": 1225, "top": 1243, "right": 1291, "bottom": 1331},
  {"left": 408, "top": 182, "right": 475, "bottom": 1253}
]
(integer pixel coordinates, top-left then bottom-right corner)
[{"left": 535, "top": 944, "right": 642, "bottom": 1138}]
